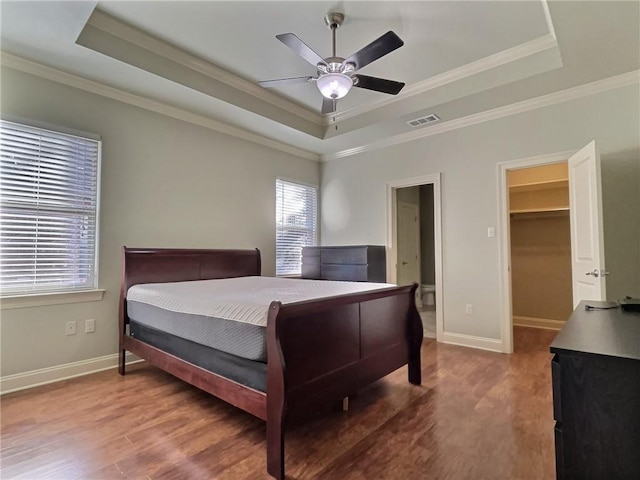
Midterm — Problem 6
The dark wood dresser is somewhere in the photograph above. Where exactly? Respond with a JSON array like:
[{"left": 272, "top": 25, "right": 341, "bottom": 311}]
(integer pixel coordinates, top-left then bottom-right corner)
[
  {"left": 301, "top": 245, "right": 386, "bottom": 282},
  {"left": 550, "top": 301, "right": 640, "bottom": 480}
]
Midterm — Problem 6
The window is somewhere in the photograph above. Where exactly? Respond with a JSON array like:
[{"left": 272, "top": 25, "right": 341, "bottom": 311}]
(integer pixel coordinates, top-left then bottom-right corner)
[
  {"left": 276, "top": 179, "right": 318, "bottom": 276},
  {"left": 0, "top": 120, "right": 101, "bottom": 296}
]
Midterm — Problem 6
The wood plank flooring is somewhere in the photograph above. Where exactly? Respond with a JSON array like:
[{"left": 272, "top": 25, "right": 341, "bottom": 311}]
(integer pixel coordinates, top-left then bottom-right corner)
[{"left": 1, "top": 327, "right": 558, "bottom": 479}]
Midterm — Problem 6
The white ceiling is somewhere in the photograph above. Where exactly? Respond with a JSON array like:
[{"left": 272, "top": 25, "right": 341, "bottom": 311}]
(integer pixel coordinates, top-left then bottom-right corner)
[{"left": 1, "top": 1, "right": 639, "bottom": 159}]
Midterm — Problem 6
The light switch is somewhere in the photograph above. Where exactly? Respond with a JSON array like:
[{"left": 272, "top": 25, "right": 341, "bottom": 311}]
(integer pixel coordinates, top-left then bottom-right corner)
[{"left": 488, "top": 227, "right": 495, "bottom": 238}]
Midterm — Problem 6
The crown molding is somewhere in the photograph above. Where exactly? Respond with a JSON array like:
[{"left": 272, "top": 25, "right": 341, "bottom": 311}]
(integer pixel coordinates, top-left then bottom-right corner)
[
  {"left": 328, "top": 33, "right": 560, "bottom": 125},
  {"left": 4, "top": 54, "right": 637, "bottom": 166},
  {"left": 322, "top": 69, "right": 640, "bottom": 161},
  {"left": 0, "top": 52, "right": 320, "bottom": 162},
  {"left": 86, "top": 9, "right": 322, "bottom": 127},
  {"left": 541, "top": 0, "right": 558, "bottom": 41}
]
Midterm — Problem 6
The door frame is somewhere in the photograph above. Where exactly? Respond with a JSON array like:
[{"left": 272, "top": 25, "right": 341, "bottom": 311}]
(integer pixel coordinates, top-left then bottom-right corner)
[
  {"left": 387, "top": 173, "right": 443, "bottom": 341},
  {"left": 497, "top": 150, "right": 576, "bottom": 354}
]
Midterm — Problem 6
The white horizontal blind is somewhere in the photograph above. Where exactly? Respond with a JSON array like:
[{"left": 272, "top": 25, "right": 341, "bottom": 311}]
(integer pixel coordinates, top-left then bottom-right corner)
[
  {"left": 276, "top": 179, "right": 317, "bottom": 276},
  {"left": 0, "top": 120, "right": 100, "bottom": 295}
]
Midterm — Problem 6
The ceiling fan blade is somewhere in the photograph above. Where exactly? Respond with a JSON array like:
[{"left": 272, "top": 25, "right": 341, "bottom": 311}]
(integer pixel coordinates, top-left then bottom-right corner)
[
  {"left": 321, "top": 97, "right": 336, "bottom": 114},
  {"left": 343, "top": 31, "right": 404, "bottom": 71},
  {"left": 353, "top": 74, "right": 405, "bottom": 95},
  {"left": 276, "top": 33, "right": 327, "bottom": 68},
  {"left": 258, "top": 76, "right": 314, "bottom": 88}
]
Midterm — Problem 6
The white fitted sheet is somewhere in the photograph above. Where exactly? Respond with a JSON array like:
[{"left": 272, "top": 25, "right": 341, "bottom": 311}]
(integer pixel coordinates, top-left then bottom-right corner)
[{"left": 127, "top": 276, "right": 396, "bottom": 327}]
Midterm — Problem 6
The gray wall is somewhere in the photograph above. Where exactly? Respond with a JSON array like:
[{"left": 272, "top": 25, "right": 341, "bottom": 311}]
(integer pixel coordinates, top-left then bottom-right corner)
[
  {"left": 321, "top": 84, "right": 640, "bottom": 341},
  {"left": 0, "top": 67, "right": 319, "bottom": 376}
]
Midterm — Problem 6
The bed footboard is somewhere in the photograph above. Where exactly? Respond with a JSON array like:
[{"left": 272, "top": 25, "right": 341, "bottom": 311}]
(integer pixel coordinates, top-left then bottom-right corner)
[{"left": 265, "top": 284, "right": 422, "bottom": 479}]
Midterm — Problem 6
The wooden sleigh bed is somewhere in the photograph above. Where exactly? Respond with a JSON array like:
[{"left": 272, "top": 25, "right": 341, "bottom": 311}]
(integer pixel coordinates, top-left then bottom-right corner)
[{"left": 118, "top": 247, "right": 423, "bottom": 479}]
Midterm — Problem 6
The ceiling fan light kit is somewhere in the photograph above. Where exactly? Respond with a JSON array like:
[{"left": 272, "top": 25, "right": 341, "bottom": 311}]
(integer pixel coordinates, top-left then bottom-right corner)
[
  {"left": 317, "top": 72, "right": 353, "bottom": 99},
  {"left": 258, "top": 11, "right": 405, "bottom": 114}
]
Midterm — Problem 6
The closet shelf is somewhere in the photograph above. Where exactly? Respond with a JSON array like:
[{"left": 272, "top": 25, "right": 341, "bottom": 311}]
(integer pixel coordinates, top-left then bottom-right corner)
[
  {"left": 510, "top": 208, "right": 569, "bottom": 218},
  {"left": 509, "top": 179, "right": 568, "bottom": 193},
  {"left": 511, "top": 207, "right": 569, "bottom": 213}
]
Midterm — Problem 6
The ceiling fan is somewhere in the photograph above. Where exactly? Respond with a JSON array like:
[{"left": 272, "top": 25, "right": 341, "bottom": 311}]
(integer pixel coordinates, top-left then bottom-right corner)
[{"left": 258, "top": 12, "right": 405, "bottom": 114}]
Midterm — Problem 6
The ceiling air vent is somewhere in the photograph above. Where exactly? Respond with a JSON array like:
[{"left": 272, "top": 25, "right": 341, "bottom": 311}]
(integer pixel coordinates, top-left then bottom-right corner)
[{"left": 407, "top": 114, "right": 440, "bottom": 128}]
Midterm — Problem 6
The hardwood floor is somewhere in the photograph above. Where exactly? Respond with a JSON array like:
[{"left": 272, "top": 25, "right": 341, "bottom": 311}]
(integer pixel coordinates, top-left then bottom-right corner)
[{"left": 1, "top": 327, "right": 558, "bottom": 479}]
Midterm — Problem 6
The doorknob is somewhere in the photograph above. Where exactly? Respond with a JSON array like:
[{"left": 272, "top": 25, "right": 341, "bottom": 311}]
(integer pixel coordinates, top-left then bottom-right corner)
[
  {"left": 402, "top": 261, "right": 408, "bottom": 265},
  {"left": 585, "top": 269, "right": 611, "bottom": 278}
]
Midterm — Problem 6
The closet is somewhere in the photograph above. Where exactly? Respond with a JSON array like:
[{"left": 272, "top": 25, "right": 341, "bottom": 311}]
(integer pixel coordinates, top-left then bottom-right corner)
[{"left": 509, "top": 163, "right": 573, "bottom": 329}]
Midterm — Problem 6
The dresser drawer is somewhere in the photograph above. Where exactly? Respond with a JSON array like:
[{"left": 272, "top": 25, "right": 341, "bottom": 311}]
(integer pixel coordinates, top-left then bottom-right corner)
[
  {"left": 301, "top": 246, "right": 321, "bottom": 259},
  {"left": 321, "top": 264, "right": 368, "bottom": 281},
  {"left": 303, "top": 245, "right": 386, "bottom": 282},
  {"left": 301, "top": 253, "right": 320, "bottom": 265},
  {"left": 551, "top": 354, "right": 562, "bottom": 422},
  {"left": 301, "top": 263, "right": 320, "bottom": 279},
  {"left": 321, "top": 247, "right": 369, "bottom": 265},
  {"left": 554, "top": 423, "right": 564, "bottom": 480}
]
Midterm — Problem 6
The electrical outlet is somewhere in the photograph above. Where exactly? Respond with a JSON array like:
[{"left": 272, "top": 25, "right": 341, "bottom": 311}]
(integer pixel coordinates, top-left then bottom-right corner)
[
  {"left": 65, "top": 320, "right": 77, "bottom": 335},
  {"left": 465, "top": 304, "right": 473, "bottom": 315},
  {"left": 85, "top": 319, "right": 95, "bottom": 333}
]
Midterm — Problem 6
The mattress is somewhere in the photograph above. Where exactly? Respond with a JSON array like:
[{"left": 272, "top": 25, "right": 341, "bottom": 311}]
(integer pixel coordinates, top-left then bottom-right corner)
[
  {"left": 127, "top": 276, "right": 396, "bottom": 361},
  {"left": 129, "top": 321, "right": 267, "bottom": 392}
]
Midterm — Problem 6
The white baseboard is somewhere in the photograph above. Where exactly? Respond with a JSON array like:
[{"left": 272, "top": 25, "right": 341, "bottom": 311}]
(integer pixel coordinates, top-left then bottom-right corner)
[
  {"left": 441, "top": 331, "right": 504, "bottom": 353},
  {"left": 513, "top": 315, "right": 564, "bottom": 330},
  {"left": 423, "top": 328, "right": 437, "bottom": 339},
  {"left": 1, "top": 352, "right": 142, "bottom": 395}
]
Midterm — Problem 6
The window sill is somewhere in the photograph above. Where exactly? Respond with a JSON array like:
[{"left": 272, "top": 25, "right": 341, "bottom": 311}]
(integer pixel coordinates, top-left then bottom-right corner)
[{"left": 0, "top": 289, "right": 106, "bottom": 310}]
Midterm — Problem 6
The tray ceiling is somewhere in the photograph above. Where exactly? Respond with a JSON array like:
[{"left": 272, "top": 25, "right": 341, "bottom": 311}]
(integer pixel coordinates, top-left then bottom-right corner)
[{"left": 1, "top": 1, "right": 639, "bottom": 158}]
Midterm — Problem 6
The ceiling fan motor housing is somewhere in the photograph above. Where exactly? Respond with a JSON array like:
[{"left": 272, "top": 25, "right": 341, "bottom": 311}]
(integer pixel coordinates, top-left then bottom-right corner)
[{"left": 317, "top": 58, "right": 355, "bottom": 74}]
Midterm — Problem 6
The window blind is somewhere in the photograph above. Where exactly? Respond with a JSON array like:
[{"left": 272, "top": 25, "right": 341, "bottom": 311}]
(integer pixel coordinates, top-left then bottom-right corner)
[
  {"left": 0, "top": 120, "right": 100, "bottom": 295},
  {"left": 276, "top": 179, "right": 317, "bottom": 276}
]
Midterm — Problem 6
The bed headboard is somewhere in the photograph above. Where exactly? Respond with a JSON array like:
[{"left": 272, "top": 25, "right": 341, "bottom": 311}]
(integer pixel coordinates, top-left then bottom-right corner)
[{"left": 121, "top": 247, "right": 262, "bottom": 293}]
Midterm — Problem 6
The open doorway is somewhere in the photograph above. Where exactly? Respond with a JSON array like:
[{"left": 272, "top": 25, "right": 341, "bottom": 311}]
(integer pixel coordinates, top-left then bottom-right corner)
[
  {"left": 396, "top": 186, "right": 437, "bottom": 337},
  {"left": 497, "top": 142, "right": 607, "bottom": 354},
  {"left": 387, "top": 174, "right": 443, "bottom": 341},
  {"left": 507, "top": 162, "right": 573, "bottom": 350}
]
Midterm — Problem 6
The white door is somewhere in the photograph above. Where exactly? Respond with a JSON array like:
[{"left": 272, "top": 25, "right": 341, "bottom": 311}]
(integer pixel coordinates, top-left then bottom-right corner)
[
  {"left": 568, "top": 141, "right": 607, "bottom": 306},
  {"left": 397, "top": 201, "right": 421, "bottom": 298}
]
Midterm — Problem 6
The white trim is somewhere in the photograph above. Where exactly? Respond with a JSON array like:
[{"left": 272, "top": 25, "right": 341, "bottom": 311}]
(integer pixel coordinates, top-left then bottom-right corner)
[
  {"left": 322, "top": 70, "right": 640, "bottom": 161},
  {"left": 0, "top": 53, "right": 320, "bottom": 162},
  {"left": 4, "top": 53, "right": 637, "bottom": 165},
  {"left": 0, "top": 113, "right": 101, "bottom": 141},
  {"left": 440, "top": 332, "right": 503, "bottom": 353},
  {"left": 386, "top": 173, "right": 444, "bottom": 342},
  {"left": 513, "top": 315, "right": 564, "bottom": 330},
  {"left": 84, "top": 10, "right": 322, "bottom": 127},
  {"left": 331, "top": 34, "right": 559, "bottom": 124},
  {"left": 94, "top": 140, "right": 103, "bottom": 293},
  {"left": 4, "top": 50, "right": 637, "bottom": 164},
  {"left": 496, "top": 151, "right": 575, "bottom": 354},
  {"left": 541, "top": 0, "right": 558, "bottom": 41},
  {"left": 0, "top": 289, "right": 105, "bottom": 310},
  {"left": 0, "top": 353, "right": 142, "bottom": 395}
]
